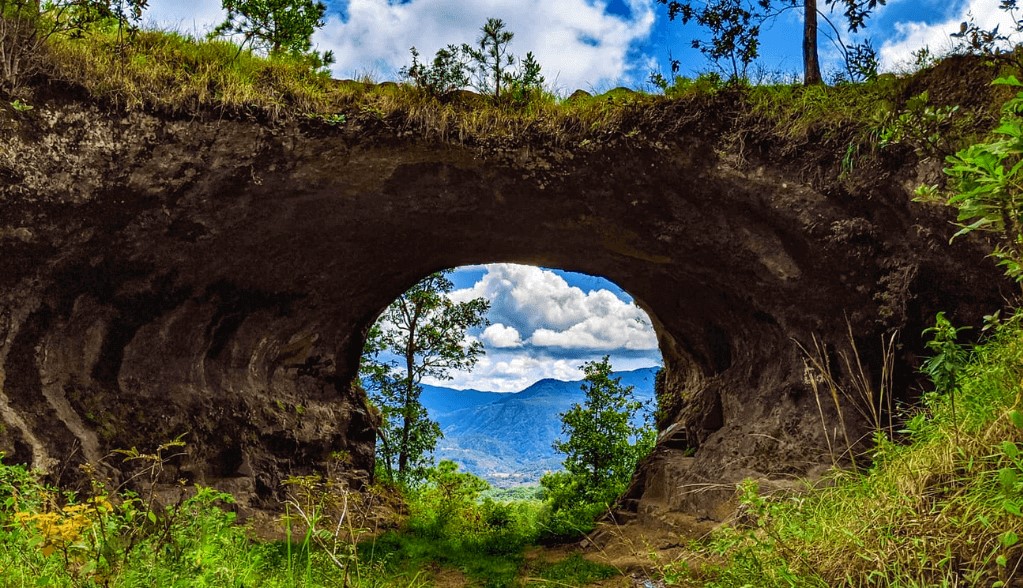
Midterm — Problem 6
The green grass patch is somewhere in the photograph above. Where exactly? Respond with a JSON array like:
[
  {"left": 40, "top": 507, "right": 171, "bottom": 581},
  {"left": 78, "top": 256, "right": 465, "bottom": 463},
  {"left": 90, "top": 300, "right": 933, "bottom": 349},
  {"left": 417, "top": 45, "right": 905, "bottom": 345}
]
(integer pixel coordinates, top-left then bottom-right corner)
[
  {"left": 524, "top": 553, "right": 618, "bottom": 586},
  {"left": 368, "top": 530, "right": 525, "bottom": 587},
  {"left": 6, "top": 14, "right": 1004, "bottom": 163},
  {"left": 0, "top": 448, "right": 621, "bottom": 586},
  {"left": 662, "top": 311, "right": 1023, "bottom": 587}
]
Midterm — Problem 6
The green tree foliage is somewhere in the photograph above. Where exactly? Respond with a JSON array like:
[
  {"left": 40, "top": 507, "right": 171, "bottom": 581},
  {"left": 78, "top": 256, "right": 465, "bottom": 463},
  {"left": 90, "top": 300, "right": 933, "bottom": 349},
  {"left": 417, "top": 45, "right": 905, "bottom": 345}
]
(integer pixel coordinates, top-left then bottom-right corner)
[
  {"left": 509, "top": 50, "right": 544, "bottom": 102},
  {"left": 540, "top": 357, "right": 654, "bottom": 539},
  {"left": 657, "top": 0, "right": 761, "bottom": 81},
  {"left": 361, "top": 272, "right": 490, "bottom": 485},
  {"left": 0, "top": 0, "right": 147, "bottom": 92},
  {"left": 462, "top": 17, "right": 514, "bottom": 100},
  {"left": 410, "top": 460, "right": 489, "bottom": 538},
  {"left": 916, "top": 76, "right": 1023, "bottom": 284},
  {"left": 461, "top": 18, "right": 544, "bottom": 101},
  {"left": 212, "top": 0, "right": 333, "bottom": 66},
  {"left": 655, "top": 0, "right": 883, "bottom": 83},
  {"left": 554, "top": 357, "right": 652, "bottom": 491},
  {"left": 401, "top": 18, "right": 545, "bottom": 103},
  {"left": 399, "top": 44, "right": 469, "bottom": 98},
  {"left": 949, "top": 0, "right": 1023, "bottom": 68}
]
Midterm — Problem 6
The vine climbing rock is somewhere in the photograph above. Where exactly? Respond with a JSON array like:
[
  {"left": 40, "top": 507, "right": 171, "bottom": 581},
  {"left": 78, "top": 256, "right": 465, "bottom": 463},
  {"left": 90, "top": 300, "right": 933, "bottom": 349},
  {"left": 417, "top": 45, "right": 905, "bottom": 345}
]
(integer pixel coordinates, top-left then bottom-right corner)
[{"left": 0, "top": 66, "right": 1008, "bottom": 517}]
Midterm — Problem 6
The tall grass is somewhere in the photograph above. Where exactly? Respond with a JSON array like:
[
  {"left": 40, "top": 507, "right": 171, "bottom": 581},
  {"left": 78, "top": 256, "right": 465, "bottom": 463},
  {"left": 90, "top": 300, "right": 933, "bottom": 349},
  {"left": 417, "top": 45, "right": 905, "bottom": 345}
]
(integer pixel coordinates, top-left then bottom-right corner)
[
  {"left": 0, "top": 451, "right": 618, "bottom": 586},
  {"left": 663, "top": 311, "right": 1023, "bottom": 587},
  {"left": 11, "top": 15, "right": 985, "bottom": 158}
]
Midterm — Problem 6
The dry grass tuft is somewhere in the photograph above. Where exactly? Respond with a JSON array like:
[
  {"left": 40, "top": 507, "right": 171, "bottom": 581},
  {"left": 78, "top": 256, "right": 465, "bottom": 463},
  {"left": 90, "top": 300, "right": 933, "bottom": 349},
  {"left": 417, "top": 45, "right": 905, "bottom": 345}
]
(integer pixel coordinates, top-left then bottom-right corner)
[{"left": 663, "top": 313, "right": 1023, "bottom": 587}]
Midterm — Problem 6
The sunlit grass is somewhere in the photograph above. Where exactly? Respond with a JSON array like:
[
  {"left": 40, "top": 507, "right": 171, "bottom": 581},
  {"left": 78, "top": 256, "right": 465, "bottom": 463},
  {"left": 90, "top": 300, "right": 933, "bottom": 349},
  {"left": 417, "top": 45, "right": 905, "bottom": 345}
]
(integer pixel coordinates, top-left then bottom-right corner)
[
  {"left": 662, "top": 312, "right": 1023, "bottom": 587},
  {"left": 22, "top": 17, "right": 994, "bottom": 157}
]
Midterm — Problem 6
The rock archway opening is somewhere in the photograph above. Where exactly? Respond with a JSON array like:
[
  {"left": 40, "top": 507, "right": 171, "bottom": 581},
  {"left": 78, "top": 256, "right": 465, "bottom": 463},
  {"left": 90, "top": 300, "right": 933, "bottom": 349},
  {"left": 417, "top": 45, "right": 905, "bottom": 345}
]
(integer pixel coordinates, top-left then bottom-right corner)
[
  {"left": 359, "top": 262, "right": 666, "bottom": 488},
  {"left": 0, "top": 99, "right": 1006, "bottom": 521}
]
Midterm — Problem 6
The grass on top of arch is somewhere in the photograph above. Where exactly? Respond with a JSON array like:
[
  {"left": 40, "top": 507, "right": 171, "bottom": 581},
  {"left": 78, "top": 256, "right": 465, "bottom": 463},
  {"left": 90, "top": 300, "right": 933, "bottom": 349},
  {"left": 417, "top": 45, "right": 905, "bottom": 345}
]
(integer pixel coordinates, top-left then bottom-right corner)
[{"left": 14, "top": 15, "right": 995, "bottom": 160}]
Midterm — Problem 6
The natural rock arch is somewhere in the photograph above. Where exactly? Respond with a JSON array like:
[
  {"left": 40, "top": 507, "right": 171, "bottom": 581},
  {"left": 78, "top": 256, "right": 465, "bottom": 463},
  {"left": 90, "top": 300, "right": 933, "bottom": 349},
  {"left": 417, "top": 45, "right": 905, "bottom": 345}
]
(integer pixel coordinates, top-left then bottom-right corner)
[{"left": 0, "top": 90, "right": 1006, "bottom": 518}]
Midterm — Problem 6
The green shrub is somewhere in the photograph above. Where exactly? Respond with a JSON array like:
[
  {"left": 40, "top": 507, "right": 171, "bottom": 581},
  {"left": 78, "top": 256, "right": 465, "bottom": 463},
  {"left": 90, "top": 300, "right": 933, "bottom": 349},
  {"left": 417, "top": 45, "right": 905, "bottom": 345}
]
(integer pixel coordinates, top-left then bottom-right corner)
[
  {"left": 0, "top": 454, "right": 270, "bottom": 587},
  {"left": 527, "top": 552, "right": 618, "bottom": 585},
  {"left": 917, "top": 76, "right": 1023, "bottom": 283}
]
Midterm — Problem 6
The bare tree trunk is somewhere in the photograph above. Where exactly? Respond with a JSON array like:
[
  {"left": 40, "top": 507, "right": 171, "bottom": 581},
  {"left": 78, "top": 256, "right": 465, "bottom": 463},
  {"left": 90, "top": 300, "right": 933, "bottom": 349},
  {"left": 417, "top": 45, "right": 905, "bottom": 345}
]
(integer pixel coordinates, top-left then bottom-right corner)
[
  {"left": 396, "top": 299, "right": 419, "bottom": 477},
  {"left": 0, "top": 3, "right": 41, "bottom": 93},
  {"left": 803, "top": 0, "right": 822, "bottom": 85}
]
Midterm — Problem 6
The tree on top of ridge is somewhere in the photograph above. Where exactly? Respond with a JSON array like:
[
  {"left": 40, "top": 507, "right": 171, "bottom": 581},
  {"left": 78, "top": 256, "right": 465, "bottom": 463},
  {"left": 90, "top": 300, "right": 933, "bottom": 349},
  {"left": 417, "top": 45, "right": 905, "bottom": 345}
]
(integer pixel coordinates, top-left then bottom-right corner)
[{"left": 212, "top": 0, "right": 332, "bottom": 64}]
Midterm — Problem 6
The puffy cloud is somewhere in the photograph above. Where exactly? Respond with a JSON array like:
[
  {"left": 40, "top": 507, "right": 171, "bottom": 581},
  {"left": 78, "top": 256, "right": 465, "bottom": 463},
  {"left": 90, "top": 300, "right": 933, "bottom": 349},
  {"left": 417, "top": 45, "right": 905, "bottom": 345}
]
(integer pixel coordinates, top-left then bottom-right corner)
[
  {"left": 146, "top": 0, "right": 654, "bottom": 92},
  {"left": 432, "top": 264, "right": 663, "bottom": 390},
  {"left": 480, "top": 324, "right": 523, "bottom": 348},
  {"left": 312, "top": 0, "right": 654, "bottom": 91},
  {"left": 450, "top": 263, "right": 658, "bottom": 354},
  {"left": 878, "top": 0, "right": 1020, "bottom": 70},
  {"left": 531, "top": 315, "right": 657, "bottom": 351},
  {"left": 424, "top": 352, "right": 584, "bottom": 392}
]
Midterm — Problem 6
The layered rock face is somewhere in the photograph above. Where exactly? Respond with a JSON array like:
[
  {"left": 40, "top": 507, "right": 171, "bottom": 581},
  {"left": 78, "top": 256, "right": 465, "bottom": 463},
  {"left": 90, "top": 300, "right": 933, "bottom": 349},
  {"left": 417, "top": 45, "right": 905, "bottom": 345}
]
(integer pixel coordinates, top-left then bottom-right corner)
[{"left": 0, "top": 81, "right": 1007, "bottom": 514}]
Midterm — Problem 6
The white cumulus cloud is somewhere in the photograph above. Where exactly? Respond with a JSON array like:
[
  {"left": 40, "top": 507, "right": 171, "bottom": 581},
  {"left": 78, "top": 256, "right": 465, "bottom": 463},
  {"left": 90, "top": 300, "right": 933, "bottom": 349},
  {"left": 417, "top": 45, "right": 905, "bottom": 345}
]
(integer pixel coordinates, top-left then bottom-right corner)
[
  {"left": 423, "top": 347, "right": 662, "bottom": 391},
  {"left": 878, "top": 0, "right": 1021, "bottom": 70},
  {"left": 531, "top": 315, "right": 657, "bottom": 351},
  {"left": 146, "top": 0, "right": 656, "bottom": 91},
  {"left": 480, "top": 324, "right": 524, "bottom": 348},
  {"left": 424, "top": 353, "right": 583, "bottom": 392},
  {"left": 449, "top": 264, "right": 658, "bottom": 354}
]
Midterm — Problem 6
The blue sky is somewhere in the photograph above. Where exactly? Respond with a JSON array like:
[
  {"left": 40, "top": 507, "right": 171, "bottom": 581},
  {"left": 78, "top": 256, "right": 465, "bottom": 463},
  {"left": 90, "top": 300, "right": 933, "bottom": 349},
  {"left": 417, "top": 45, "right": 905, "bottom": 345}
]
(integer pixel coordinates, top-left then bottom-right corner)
[{"left": 145, "top": 0, "right": 1018, "bottom": 91}]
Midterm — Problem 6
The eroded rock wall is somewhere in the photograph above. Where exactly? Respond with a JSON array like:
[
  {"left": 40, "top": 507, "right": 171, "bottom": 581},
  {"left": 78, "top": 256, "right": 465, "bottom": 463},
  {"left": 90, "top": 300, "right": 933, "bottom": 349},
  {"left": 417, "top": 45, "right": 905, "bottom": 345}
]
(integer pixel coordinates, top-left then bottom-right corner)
[{"left": 0, "top": 76, "right": 1008, "bottom": 515}]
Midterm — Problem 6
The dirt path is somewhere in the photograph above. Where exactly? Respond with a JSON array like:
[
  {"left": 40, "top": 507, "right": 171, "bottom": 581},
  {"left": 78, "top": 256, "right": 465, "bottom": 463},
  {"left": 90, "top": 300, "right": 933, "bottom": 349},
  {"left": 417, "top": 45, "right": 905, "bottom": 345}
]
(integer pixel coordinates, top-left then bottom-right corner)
[{"left": 577, "top": 511, "right": 719, "bottom": 587}]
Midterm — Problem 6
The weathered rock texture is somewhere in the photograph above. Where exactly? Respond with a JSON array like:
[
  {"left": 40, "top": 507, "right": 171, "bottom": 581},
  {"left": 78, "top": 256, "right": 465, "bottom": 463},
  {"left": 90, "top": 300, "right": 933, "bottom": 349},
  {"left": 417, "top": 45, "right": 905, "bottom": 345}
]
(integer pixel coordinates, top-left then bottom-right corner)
[{"left": 0, "top": 63, "right": 1010, "bottom": 515}]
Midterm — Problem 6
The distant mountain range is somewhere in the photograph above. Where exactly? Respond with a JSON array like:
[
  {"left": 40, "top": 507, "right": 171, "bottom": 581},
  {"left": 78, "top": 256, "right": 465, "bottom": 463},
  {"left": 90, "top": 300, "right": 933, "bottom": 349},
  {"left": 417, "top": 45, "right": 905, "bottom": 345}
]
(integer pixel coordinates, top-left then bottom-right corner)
[{"left": 420, "top": 367, "right": 659, "bottom": 487}]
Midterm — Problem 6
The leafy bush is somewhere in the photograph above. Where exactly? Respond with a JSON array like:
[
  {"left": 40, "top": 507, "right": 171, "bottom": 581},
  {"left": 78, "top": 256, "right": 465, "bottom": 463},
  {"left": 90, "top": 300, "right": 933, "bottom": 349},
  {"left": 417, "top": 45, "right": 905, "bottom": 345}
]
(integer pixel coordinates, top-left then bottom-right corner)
[
  {"left": 399, "top": 18, "right": 545, "bottom": 105},
  {"left": 403, "top": 461, "right": 540, "bottom": 553},
  {"left": 0, "top": 456, "right": 267, "bottom": 587},
  {"left": 399, "top": 45, "right": 468, "bottom": 98},
  {"left": 536, "top": 471, "right": 610, "bottom": 541},
  {"left": 360, "top": 461, "right": 551, "bottom": 585},
  {"left": 878, "top": 90, "right": 960, "bottom": 155},
  {"left": 917, "top": 76, "right": 1023, "bottom": 282}
]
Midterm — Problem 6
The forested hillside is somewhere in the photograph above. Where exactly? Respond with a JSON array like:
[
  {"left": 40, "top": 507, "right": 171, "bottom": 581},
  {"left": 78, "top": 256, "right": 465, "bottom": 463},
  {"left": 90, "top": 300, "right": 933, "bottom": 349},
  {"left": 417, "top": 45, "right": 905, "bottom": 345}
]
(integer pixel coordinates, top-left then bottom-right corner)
[{"left": 422, "top": 368, "right": 657, "bottom": 486}]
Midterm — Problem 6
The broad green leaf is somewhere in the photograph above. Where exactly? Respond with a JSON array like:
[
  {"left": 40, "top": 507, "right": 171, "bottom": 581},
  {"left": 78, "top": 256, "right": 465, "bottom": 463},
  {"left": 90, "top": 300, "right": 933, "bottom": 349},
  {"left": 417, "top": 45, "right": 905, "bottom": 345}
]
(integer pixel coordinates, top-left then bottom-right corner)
[
  {"left": 995, "top": 122, "right": 1023, "bottom": 138},
  {"left": 1003, "top": 499, "right": 1022, "bottom": 516},
  {"left": 1001, "top": 530, "right": 1019, "bottom": 547},
  {"left": 952, "top": 217, "right": 996, "bottom": 241},
  {"left": 1002, "top": 441, "right": 1020, "bottom": 459},
  {"left": 993, "top": 76, "right": 1023, "bottom": 87},
  {"left": 1010, "top": 410, "right": 1023, "bottom": 430}
]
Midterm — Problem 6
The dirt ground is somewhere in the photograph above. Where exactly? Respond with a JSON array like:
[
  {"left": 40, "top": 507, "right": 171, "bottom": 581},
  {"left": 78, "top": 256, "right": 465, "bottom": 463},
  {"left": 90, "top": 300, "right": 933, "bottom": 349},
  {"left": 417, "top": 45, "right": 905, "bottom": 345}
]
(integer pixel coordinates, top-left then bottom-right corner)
[{"left": 580, "top": 512, "right": 717, "bottom": 587}]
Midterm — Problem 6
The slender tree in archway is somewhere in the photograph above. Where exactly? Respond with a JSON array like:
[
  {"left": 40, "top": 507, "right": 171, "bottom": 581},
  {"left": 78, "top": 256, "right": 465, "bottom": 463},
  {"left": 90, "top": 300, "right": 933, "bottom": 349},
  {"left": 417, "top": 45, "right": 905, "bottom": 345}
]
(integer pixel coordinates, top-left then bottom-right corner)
[
  {"left": 360, "top": 272, "right": 490, "bottom": 484},
  {"left": 540, "top": 356, "right": 654, "bottom": 538},
  {"left": 553, "top": 356, "right": 654, "bottom": 493}
]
